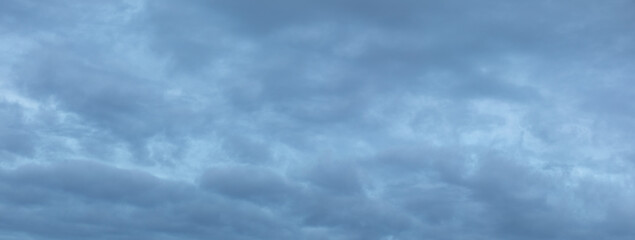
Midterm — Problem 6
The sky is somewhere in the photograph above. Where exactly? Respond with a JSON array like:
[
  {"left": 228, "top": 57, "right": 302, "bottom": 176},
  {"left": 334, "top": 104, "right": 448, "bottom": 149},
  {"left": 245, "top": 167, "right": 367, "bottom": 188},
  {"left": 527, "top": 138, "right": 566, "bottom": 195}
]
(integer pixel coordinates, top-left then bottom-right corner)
[{"left": 1, "top": 0, "right": 635, "bottom": 239}]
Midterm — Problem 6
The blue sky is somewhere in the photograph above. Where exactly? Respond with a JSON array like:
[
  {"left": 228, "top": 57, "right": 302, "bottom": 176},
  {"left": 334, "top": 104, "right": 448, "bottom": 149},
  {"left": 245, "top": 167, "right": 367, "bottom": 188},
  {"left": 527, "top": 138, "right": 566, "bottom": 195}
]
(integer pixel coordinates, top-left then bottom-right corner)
[{"left": 1, "top": 1, "right": 635, "bottom": 239}]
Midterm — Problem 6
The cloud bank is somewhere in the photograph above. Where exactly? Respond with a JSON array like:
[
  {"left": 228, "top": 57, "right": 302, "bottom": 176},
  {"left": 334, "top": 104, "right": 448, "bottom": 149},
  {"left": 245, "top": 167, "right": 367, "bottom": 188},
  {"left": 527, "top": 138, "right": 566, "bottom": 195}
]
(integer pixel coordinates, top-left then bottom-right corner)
[{"left": 1, "top": 0, "right": 635, "bottom": 239}]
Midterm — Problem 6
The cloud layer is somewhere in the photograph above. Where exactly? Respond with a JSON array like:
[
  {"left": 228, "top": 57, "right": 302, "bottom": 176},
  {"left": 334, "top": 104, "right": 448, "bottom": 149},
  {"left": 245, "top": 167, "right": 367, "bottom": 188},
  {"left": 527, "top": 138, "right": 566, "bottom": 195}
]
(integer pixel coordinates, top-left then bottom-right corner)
[{"left": 1, "top": 0, "right": 635, "bottom": 239}]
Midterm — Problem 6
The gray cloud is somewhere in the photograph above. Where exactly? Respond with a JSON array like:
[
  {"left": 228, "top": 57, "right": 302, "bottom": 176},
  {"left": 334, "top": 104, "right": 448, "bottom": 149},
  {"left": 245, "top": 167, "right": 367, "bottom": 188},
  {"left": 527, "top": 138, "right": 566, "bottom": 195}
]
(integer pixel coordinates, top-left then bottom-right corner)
[
  {"left": 2, "top": 0, "right": 635, "bottom": 239},
  {"left": 0, "top": 101, "right": 35, "bottom": 158}
]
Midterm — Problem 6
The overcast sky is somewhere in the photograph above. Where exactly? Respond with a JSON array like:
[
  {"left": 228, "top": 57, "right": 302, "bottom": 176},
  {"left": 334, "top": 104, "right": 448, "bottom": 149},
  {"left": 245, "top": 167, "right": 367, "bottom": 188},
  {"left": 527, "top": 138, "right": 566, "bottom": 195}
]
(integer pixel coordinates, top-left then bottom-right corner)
[{"left": 1, "top": 0, "right": 635, "bottom": 239}]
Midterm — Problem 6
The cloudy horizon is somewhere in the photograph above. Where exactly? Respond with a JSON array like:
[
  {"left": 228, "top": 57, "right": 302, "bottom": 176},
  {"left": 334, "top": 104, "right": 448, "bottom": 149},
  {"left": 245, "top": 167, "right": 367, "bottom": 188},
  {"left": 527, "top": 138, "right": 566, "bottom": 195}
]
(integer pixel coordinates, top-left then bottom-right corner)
[{"left": 1, "top": 0, "right": 635, "bottom": 239}]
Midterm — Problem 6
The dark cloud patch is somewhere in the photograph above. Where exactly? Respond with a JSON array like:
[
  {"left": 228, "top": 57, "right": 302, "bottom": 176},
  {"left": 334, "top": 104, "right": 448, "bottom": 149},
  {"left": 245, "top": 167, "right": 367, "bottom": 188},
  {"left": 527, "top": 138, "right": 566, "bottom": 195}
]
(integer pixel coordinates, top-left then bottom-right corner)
[
  {"left": 1, "top": 160, "right": 190, "bottom": 206},
  {"left": 142, "top": 0, "right": 228, "bottom": 72},
  {"left": 301, "top": 160, "right": 364, "bottom": 195},
  {"left": 298, "top": 196, "right": 415, "bottom": 240},
  {"left": 17, "top": 49, "right": 175, "bottom": 139},
  {"left": 202, "top": 0, "right": 430, "bottom": 34},
  {"left": 219, "top": 133, "right": 274, "bottom": 164},
  {"left": 0, "top": 161, "right": 297, "bottom": 240},
  {"left": 0, "top": 101, "right": 35, "bottom": 158},
  {"left": 466, "top": 154, "right": 567, "bottom": 238},
  {"left": 0, "top": 0, "right": 84, "bottom": 33},
  {"left": 200, "top": 165, "right": 296, "bottom": 204},
  {"left": 12, "top": 45, "right": 211, "bottom": 164},
  {"left": 367, "top": 146, "right": 469, "bottom": 185},
  {"left": 140, "top": 0, "right": 552, "bottom": 119}
]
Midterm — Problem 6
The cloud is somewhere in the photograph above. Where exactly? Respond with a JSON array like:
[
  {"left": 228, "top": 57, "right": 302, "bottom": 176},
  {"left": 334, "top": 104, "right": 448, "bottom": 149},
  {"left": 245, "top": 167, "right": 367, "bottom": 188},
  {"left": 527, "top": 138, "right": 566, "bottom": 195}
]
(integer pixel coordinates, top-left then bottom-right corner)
[
  {"left": 0, "top": 160, "right": 297, "bottom": 240},
  {"left": 200, "top": 165, "right": 296, "bottom": 204},
  {"left": 2, "top": 0, "right": 635, "bottom": 239},
  {"left": 0, "top": 101, "right": 36, "bottom": 158}
]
